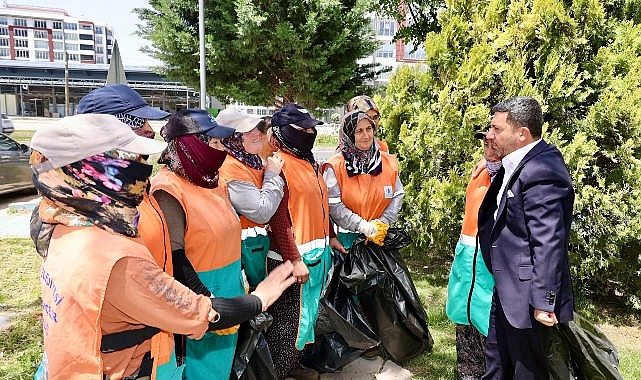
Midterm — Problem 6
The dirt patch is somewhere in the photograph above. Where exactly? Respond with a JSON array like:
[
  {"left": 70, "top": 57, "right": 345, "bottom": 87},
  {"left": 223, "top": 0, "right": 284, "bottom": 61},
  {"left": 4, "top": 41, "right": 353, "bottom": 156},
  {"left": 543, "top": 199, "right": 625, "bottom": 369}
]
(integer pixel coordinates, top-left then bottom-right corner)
[{"left": 597, "top": 324, "right": 641, "bottom": 351}]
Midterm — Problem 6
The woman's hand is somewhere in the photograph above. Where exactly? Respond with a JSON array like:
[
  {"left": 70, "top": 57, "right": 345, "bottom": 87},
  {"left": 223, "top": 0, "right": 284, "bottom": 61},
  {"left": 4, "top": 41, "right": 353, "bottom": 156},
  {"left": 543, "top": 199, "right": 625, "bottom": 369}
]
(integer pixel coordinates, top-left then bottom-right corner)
[
  {"left": 291, "top": 259, "right": 310, "bottom": 284},
  {"left": 265, "top": 152, "right": 284, "bottom": 175},
  {"left": 251, "top": 260, "right": 295, "bottom": 311},
  {"left": 330, "top": 236, "right": 348, "bottom": 254},
  {"left": 471, "top": 158, "right": 486, "bottom": 178}
]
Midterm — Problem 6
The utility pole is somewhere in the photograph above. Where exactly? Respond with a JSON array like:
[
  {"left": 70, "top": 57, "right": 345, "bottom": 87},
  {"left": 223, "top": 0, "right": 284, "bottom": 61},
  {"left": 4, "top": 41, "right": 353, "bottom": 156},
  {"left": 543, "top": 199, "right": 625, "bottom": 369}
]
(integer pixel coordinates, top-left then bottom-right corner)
[
  {"left": 198, "top": 0, "right": 206, "bottom": 110},
  {"left": 64, "top": 52, "right": 70, "bottom": 116}
]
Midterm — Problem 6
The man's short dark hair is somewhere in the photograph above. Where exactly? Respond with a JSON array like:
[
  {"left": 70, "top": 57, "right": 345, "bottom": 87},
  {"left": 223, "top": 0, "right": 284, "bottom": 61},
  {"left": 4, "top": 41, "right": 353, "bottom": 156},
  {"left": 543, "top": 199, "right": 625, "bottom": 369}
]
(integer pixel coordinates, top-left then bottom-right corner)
[{"left": 491, "top": 96, "right": 543, "bottom": 138}]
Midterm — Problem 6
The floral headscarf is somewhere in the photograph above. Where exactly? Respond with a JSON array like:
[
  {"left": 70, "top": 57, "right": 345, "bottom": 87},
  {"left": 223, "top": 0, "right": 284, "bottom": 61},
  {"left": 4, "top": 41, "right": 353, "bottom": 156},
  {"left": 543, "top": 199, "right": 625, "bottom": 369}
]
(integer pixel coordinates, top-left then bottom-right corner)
[
  {"left": 30, "top": 150, "right": 153, "bottom": 257},
  {"left": 221, "top": 132, "right": 263, "bottom": 170},
  {"left": 339, "top": 110, "right": 382, "bottom": 177}
]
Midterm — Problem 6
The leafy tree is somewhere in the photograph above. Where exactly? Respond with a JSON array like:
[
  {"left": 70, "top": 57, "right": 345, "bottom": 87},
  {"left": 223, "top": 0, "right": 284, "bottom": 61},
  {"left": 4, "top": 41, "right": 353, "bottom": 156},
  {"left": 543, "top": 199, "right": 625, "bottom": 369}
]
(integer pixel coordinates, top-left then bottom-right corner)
[
  {"left": 379, "top": 0, "right": 641, "bottom": 308},
  {"left": 135, "top": 0, "right": 381, "bottom": 109}
]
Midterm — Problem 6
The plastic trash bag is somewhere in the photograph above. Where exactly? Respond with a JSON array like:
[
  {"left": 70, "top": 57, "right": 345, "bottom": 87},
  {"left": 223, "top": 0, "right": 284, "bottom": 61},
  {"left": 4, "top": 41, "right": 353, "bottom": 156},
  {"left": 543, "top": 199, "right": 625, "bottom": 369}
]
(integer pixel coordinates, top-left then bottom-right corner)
[
  {"left": 548, "top": 312, "right": 623, "bottom": 380},
  {"left": 340, "top": 228, "right": 433, "bottom": 363},
  {"left": 230, "top": 313, "right": 277, "bottom": 380},
  {"left": 302, "top": 249, "right": 380, "bottom": 372}
]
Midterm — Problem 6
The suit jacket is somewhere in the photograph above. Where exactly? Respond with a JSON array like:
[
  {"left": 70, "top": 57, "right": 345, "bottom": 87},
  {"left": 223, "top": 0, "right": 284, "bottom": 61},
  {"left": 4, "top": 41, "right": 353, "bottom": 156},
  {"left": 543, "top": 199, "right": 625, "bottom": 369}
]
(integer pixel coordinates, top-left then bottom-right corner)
[{"left": 478, "top": 139, "right": 575, "bottom": 329}]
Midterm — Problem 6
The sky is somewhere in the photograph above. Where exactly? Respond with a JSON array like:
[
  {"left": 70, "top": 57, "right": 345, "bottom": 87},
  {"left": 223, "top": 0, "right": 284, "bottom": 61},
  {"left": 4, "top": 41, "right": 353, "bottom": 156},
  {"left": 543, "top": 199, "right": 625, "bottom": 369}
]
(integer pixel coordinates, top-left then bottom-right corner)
[{"left": 7, "top": 0, "right": 161, "bottom": 66}]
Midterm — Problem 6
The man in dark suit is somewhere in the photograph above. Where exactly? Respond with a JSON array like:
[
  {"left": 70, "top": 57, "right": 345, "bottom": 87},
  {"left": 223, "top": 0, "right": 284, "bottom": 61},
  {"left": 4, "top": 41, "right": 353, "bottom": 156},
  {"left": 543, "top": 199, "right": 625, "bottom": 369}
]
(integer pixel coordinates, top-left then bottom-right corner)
[{"left": 478, "top": 96, "right": 575, "bottom": 380}]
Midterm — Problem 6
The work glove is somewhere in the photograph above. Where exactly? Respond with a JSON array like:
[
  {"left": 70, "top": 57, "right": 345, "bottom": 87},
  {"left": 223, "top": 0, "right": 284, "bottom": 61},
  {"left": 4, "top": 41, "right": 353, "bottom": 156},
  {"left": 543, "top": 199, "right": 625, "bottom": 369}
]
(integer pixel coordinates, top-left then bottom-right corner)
[
  {"left": 358, "top": 220, "right": 378, "bottom": 237},
  {"left": 365, "top": 219, "right": 389, "bottom": 246}
]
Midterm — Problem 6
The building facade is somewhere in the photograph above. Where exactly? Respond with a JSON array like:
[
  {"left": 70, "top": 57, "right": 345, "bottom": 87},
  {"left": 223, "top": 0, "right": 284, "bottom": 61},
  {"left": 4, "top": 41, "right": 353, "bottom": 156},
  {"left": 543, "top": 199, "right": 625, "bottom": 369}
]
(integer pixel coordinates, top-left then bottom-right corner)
[
  {"left": 0, "top": 4, "right": 113, "bottom": 65},
  {"left": 359, "top": 13, "right": 427, "bottom": 86},
  {"left": 0, "top": 5, "right": 204, "bottom": 117}
]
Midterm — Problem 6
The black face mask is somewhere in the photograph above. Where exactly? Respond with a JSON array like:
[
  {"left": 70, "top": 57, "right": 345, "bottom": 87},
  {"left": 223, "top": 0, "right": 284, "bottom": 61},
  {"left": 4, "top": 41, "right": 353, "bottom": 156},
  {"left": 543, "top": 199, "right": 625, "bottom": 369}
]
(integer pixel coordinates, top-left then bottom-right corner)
[{"left": 273, "top": 124, "right": 317, "bottom": 164}]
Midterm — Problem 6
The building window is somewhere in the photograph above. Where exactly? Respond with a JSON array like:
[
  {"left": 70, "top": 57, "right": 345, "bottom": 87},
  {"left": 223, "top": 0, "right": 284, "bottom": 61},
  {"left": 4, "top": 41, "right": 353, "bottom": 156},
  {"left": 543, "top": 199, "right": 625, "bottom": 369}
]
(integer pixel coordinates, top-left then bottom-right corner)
[
  {"left": 65, "top": 43, "right": 79, "bottom": 51},
  {"left": 378, "top": 21, "right": 396, "bottom": 36},
  {"left": 68, "top": 53, "right": 79, "bottom": 61},
  {"left": 0, "top": 39, "right": 7, "bottom": 46},
  {"left": 95, "top": 26, "right": 104, "bottom": 34},
  {"left": 81, "top": 24, "right": 93, "bottom": 30},
  {"left": 15, "top": 39, "right": 28, "bottom": 48},
  {"left": 0, "top": 17, "right": 7, "bottom": 25},
  {"left": 0, "top": 28, "right": 7, "bottom": 36},
  {"left": 64, "top": 33, "right": 78, "bottom": 40},
  {"left": 36, "top": 51, "right": 50, "bottom": 60},
  {"left": 96, "top": 46, "right": 104, "bottom": 54},
  {"left": 64, "top": 22, "right": 78, "bottom": 30},
  {"left": 377, "top": 70, "right": 392, "bottom": 81},
  {"left": 96, "top": 56, "right": 104, "bottom": 64},
  {"left": 376, "top": 43, "right": 395, "bottom": 58},
  {"left": 54, "top": 52, "right": 64, "bottom": 60},
  {"left": 15, "top": 50, "right": 29, "bottom": 58},
  {"left": 34, "top": 20, "right": 47, "bottom": 28},
  {"left": 34, "top": 30, "right": 48, "bottom": 39},
  {"left": 404, "top": 42, "right": 426, "bottom": 60},
  {"left": 95, "top": 36, "right": 103, "bottom": 44},
  {"left": 0, "top": 48, "right": 10, "bottom": 57},
  {"left": 53, "top": 41, "right": 63, "bottom": 50},
  {"left": 79, "top": 34, "right": 93, "bottom": 40},
  {"left": 13, "top": 18, "right": 27, "bottom": 27},
  {"left": 53, "top": 31, "right": 64, "bottom": 40},
  {"left": 53, "top": 21, "right": 62, "bottom": 30},
  {"left": 80, "top": 44, "right": 93, "bottom": 51},
  {"left": 80, "top": 54, "right": 93, "bottom": 61},
  {"left": 14, "top": 29, "right": 28, "bottom": 37},
  {"left": 107, "top": 49, "right": 112, "bottom": 55},
  {"left": 35, "top": 40, "right": 49, "bottom": 49}
]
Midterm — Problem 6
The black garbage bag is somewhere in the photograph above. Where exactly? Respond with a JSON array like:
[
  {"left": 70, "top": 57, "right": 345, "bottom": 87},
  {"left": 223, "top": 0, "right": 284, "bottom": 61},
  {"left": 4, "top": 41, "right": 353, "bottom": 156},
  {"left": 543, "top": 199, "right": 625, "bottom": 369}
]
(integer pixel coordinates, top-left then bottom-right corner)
[
  {"left": 340, "top": 228, "right": 433, "bottom": 363},
  {"left": 230, "top": 312, "right": 277, "bottom": 380},
  {"left": 302, "top": 249, "right": 380, "bottom": 373},
  {"left": 548, "top": 312, "right": 623, "bottom": 380},
  {"left": 548, "top": 322, "right": 577, "bottom": 380}
]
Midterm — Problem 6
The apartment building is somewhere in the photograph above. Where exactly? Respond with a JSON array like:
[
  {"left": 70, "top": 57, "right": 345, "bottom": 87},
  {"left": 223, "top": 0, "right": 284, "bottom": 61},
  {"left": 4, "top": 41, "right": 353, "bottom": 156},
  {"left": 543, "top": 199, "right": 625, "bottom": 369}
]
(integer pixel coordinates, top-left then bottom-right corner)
[
  {"left": 360, "top": 14, "right": 427, "bottom": 86},
  {"left": 0, "top": 4, "right": 113, "bottom": 65}
]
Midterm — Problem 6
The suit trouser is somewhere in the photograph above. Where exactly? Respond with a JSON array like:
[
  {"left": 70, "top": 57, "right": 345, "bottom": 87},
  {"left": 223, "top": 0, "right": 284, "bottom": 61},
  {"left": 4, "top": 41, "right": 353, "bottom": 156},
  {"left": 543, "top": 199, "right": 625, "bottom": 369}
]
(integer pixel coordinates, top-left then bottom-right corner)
[{"left": 482, "top": 291, "right": 551, "bottom": 380}]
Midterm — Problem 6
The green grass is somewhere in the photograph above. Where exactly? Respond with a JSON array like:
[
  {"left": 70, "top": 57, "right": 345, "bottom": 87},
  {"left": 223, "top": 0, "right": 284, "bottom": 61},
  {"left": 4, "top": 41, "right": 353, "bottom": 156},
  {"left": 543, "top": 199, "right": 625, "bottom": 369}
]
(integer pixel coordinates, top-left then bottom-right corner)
[
  {"left": 0, "top": 238, "right": 43, "bottom": 380},
  {"left": 1, "top": 237, "right": 639, "bottom": 379},
  {"left": 6, "top": 131, "right": 35, "bottom": 145},
  {"left": 314, "top": 134, "right": 338, "bottom": 148}
]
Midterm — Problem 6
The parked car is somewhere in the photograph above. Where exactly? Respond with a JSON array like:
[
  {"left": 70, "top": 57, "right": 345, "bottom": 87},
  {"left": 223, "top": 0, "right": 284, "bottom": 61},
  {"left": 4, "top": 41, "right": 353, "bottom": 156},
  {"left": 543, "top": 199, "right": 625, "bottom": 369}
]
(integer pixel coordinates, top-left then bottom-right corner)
[
  {"left": 0, "top": 113, "right": 14, "bottom": 134},
  {"left": 0, "top": 132, "right": 34, "bottom": 195}
]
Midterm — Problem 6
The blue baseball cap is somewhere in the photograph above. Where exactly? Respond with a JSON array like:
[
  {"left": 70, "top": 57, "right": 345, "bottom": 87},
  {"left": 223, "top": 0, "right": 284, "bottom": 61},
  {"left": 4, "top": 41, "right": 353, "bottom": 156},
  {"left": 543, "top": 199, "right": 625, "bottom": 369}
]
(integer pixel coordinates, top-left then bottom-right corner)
[
  {"left": 161, "top": 109, "right": 235, "bottom": 141},
  {"left": 271, "top": 104, "right": 323, "bottom": 129},
  {"left": 77, "top": 84, "right": 170, "bottom": 120}
]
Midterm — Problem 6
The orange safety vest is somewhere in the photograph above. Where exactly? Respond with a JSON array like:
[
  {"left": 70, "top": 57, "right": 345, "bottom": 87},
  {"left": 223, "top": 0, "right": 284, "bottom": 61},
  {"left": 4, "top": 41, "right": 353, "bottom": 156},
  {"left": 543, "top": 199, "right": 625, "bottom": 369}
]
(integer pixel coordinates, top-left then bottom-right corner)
[
  {"left": 218, "top": 155, "right": 265, "bottom": 232},
  {"left": 138, "top": 192, "right": 173, "bottom": 274},
  {"left": 279, "top": 153, "right": 332, "bottom": 349},
  {"left": 218, "top": 156, "right": 270, "bottom": 287},
  {"left": 280, "top": 154, "right": 330, "bottom": 248},
  {"left": 460, "top": 170, "right": 491, "bottom": 237},
  {"left": 150, "top": 167, "right": 243, "bottom": 379},
  {"left": 151, "top": 167, "right": 242, "bottom": 272},
  {"left": 136, "top": 192, "right": 174, "bottom": 380},
  {"left": 39, "top": 225, "right": 152, "bottom": 380},
  {"left": 324, "top": 151, "right": 399, "bottom": 224}
]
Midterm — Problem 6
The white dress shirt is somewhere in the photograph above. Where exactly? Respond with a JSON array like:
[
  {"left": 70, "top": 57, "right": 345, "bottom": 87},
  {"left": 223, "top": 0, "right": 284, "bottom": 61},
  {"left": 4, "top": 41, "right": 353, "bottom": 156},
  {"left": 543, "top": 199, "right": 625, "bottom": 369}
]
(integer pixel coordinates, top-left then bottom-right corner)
[{"left": 494, "top": 139, "right": 542, "bottom": 220}]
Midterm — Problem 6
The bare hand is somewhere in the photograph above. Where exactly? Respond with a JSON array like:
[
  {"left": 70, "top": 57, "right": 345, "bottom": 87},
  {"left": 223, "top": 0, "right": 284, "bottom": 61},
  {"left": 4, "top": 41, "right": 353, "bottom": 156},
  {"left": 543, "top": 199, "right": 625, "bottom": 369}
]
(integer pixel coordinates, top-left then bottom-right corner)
[
  {"left": 265, "top": 153, "right": 284, "bottom": 175},
  {"left": 329, "top": 236, "right": 347, "bottom": 254},
  {"left": 471, "top": 158, "right": 486, "bottom": 178},
  {"left": 251, "top": 260, "right": 295, "bottom": 311},
  {"left": 291, "top": 259, "right": 310, "bottom": 284},
  {"left": 533, "top": 308, "right": 558, "bottom": 327}
]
